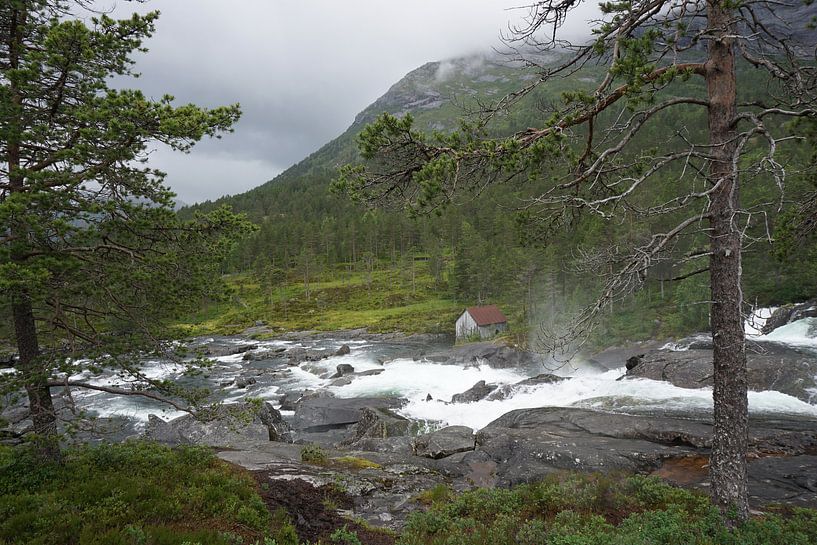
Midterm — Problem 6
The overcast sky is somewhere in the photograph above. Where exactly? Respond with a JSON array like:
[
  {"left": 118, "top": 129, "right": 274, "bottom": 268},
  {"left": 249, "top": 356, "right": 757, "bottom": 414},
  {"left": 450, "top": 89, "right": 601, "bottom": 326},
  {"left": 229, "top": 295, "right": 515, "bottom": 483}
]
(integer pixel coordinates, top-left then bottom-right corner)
[{"left": 99, "top": 1, "right": 595, "bottom": 204}]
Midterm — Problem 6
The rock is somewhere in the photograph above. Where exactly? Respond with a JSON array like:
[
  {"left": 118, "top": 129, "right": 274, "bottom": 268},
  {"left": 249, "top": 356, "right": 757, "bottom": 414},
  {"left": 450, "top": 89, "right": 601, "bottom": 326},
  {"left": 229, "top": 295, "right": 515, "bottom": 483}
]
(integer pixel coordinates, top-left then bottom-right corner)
[
  {"left": 331, "top": 363, "right": 355, "bottom": 379},
  {"left": 626, "top": 355, "right": 643, "bottom": 370},
  {"left": 342, "top": 407, "right": 415, "bottom": 446},
  {"left": 349, "top": 436, "right": 414, "bottom": 454},
  {"left": 414, "top": 426, "right": 475, "bottom": 459},
  {"left": 428, "top": 342, "right": 540, "bottom": 369},
  {"left": 487, "top": 374, "right": 565, "bottom": 401},
  {"left": 199, "top": 342, "right": 258, "bottom": 358},
  {"left": 292, "top": 397, "right": 402, "bottom": 432},
  {"left": 357, "top": 369, "right": 384, "bottom": 377},
  {"left": 234, "top": 376, "right": 257, "bottom": 389},
  {"left": 254, "top": 320, "right": 266, "bottom": 326},
  {"left": 0, "top": 353, "right": 16, "bottom": 368},
  {"left": 451, "top": 380, "right": 498, "bottom": 403},
  {"left": 425, "top": 394, "right": 433, "bottom": 401},
  {"left": 762, "top": 300, "right": 817, "bottom": 334},
  {"left": 145, "top": 402, "right": 291, "bottom": 447},
  {"left": 335, "top": 344, "right": 351, "bottom": 356},
  {"left": 626, "top": 345, "right": 817, "bottom": 402},
  {"left": 278, "top": 391, "right": 303, "bottom": 411},
  {"left": 243, "top": 347, "right": 286, "bottom": 361}
]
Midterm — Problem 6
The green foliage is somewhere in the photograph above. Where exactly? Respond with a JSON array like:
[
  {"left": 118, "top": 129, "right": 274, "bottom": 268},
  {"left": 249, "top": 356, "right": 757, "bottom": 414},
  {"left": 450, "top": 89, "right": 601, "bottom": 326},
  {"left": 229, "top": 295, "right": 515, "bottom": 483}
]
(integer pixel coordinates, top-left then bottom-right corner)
[
  {"left": 399, "top": 473, "right": 817, "bottom": 545},
  {"left": 0, "top": 441, "right": 271, "bottom": 545},
  {"left": 300, "top": 444, "right": 328, "bottom": 465},
  {"left": 0, "top": 0, "right": 254, "bottom": 438},
  {"left": 330, "top": 526, "right": 362, "bottom": 545}
]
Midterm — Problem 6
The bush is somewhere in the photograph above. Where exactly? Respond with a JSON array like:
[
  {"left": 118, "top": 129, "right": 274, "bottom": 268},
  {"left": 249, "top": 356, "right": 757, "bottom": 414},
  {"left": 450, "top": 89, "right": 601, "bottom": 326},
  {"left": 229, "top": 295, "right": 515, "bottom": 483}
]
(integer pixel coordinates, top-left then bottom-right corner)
[
  {"left": 399, "top": 473, "right": 817, "bottom": 545},
  {"left": 300, "top": 444, "right": 328, "bottom": 465}
]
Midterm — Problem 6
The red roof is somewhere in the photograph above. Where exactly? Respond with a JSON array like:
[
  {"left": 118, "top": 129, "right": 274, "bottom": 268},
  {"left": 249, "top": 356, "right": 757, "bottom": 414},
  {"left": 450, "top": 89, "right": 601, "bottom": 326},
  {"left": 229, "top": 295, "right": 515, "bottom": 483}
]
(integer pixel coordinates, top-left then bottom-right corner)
[{"left": 465, "top": 305, "right": 507, "bottom": 326}]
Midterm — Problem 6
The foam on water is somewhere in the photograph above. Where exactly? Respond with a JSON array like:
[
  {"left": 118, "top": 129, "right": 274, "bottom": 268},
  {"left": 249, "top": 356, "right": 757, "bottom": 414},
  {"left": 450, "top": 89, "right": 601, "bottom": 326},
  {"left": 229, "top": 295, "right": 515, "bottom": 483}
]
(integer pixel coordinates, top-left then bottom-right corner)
[
  {"left": 755, "top": 317, "right": 817, "bottom": 348},
  {"left": 330, "top": 358, "right": 529, "bottom": 400},
  {"left": 395, "top": 367, "right": 817, "bottom": 430}
]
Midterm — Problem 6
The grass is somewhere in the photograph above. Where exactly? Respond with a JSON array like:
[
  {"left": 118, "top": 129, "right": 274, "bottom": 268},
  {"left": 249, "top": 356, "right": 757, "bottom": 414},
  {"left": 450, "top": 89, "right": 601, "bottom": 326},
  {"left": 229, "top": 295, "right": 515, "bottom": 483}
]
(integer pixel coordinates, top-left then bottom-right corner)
[
  {"left": 0, "top": 441, "right": 273, "bottom": 545},
  {"left": 174, "top": 262, "right": 465, "bottom": 337}
]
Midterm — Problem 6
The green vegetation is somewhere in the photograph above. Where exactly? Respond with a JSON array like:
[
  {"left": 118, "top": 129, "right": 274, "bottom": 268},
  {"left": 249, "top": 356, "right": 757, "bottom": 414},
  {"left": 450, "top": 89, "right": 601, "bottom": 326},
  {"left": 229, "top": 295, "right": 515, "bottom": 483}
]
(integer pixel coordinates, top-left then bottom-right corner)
[
  {"left": 300, "top": 444, "right": 328, "bottom": 465},
  {"left": 0, "top": 442, "right": 271, "bottom": 545},
  {"left": 400, "top": 473, "right": 817, "bottom": 545},
  {"left": 174, "top": 262, "right": 463, "bottom": 337},
  {"left": 3, "top": 442, "right": 816, "bottom": 545},
  {"left": 331, "top": 456, "right": 382, "bottom": 470}
]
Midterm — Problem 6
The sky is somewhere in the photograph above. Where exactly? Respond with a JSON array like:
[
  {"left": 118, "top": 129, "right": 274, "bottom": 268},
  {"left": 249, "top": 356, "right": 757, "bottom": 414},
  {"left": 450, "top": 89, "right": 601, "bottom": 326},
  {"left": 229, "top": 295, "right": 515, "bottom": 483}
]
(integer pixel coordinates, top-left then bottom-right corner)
[{"left": 98, "top": 0, "right": 597, "bottom": 204}]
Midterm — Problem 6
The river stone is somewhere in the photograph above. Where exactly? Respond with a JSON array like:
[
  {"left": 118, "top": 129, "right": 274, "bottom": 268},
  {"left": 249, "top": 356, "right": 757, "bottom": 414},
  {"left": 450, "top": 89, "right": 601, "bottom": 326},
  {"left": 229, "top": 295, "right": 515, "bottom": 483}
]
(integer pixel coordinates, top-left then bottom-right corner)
[
  {"left": 429, "top": 342, "right": 539, "bottom": 369},
  {"left": 488, "top": 374, "right": 566, "bottom": 401},
  {"left": 451, "top": 380, "right": 498, "bottom": 403},
  {"left": 413, "top": 426, "right": 476, "bottom": 459},
  {"left": 341, "top": 407, "right": 414, "bottom": 446},
  {"left": 335, "top": 344, "right": 351, "bottom": 356},
  {"left": 243, "top": 347, "right": 286, "bottom": 361},
  {"left": 145, "top": 401, "right": 291, "bottom": 447},
  {"left": 626, "top": 345, "right": 817, "bottom": 401},
  {"left": 331, "top": 363, "right": 355, "bottom": 378},
  {"left": 292, "top": 397, "right": 402, "bottom": 432},
  {"left": 762, "top": 300, "right": 817, "bottom": 334},
  {"left": 199, "top": 342, "right": 258, "bottom": 358}
]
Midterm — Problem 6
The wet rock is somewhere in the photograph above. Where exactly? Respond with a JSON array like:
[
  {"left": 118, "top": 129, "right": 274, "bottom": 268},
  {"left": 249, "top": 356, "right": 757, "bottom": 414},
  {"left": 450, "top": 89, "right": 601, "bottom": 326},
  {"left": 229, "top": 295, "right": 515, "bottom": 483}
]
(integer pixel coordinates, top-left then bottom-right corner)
[
  {"left": 626, "top": 345, "right": 817, "bottom": 401},
  {"left": 626, "top": 355, "right": 644, "bottom": 370},
  {"left": 425, "top": 393, "right": 433, "bottom": 401},
  {"left": 335, "top": 344, "right": 351, "bottom": 356},
  {"left": 451, "top": 380, "right": 498, "bottom": 403},
  {"left": 357, "top": 369, "right": 384, "bottom": 377},
  {"left": 487, "top": 374, "right": 566, "bottom": 401},
  {"left": 200, "top": 342, "right": 258, "bottom": 358},
  {"left": 763, "top": 300, "right": 817, "bottom": 334},
  {"left": 428, "top": 342, "right": 539, "bottom": 369},
  {"left": 331, "top": 363, "right": 355, "bottom": 378},
  {"left": 145, "top": 402, "right": 291, "bottom": 447},
  {"left": 292, "top": 397, "right": 402, "bottom": 432},
  {"left": 342, "top": 407, "right": 414, "bottom": 446},
  {"left": 278, "top": 391, "right": 303, "bottom": 411},
  {"left": 0, "top": 352, "right": 16, "bottom": 368},
  {"left": 243, "top": 347, "right": 286, "bottom": 361},
  {"left": 414, "top": 426, "right": 475, "bottom": 459},
  {"left": 234, "top": 376, "right": 257, "bottom": 389}
]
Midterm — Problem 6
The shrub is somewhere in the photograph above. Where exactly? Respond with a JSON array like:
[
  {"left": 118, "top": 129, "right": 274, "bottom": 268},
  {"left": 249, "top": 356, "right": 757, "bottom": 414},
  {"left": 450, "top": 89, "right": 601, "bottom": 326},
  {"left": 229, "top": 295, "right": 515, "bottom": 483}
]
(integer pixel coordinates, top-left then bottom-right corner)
[{"left": 300, "top": 444, "right": 328, "bottom": 465}]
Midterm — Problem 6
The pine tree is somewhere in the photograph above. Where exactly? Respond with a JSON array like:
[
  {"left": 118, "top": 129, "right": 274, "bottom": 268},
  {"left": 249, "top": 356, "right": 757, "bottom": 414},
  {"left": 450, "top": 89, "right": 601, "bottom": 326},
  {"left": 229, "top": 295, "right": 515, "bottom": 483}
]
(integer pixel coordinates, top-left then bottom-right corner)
[
  {"left": 336, "top": 0, "right": 817, "bottom": 522},
  {"left": 1, "top": 0, "right": 252, "bottom": 457}
]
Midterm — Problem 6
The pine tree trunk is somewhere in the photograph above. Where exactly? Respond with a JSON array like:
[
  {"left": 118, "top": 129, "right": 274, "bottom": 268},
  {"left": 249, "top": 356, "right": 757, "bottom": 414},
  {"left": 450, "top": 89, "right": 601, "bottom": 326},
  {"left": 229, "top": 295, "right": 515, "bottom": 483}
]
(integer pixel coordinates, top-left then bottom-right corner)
[
  {"left": 705, "top": 0, "right": 748, "bottom": 522},
  {"left": 12, "top": 297, "right": 60, "bottom": 460},
  {"left": 7, "top": 4, "right": 60, "bottom": 460}
]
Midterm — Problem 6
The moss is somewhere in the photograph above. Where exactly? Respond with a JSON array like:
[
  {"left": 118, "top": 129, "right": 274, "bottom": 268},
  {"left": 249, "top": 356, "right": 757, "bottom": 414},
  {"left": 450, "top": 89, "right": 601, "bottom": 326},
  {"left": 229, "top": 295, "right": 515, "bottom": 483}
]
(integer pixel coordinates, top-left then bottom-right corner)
[{"left": 331, "top": 456, "right": 382, "bottom": 470}]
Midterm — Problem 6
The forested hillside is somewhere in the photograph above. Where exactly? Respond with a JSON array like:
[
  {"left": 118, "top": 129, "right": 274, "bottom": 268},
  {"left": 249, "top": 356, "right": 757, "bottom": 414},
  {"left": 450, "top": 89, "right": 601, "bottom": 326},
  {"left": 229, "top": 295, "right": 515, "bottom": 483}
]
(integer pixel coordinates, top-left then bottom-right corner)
[{"left": 182, "top": 52, "right": 817, "bottom": 344}]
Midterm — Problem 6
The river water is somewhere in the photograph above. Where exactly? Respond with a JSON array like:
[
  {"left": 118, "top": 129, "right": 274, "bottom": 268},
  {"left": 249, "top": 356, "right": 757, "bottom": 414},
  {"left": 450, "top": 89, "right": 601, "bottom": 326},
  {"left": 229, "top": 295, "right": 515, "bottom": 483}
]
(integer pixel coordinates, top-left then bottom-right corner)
[{"left": 55, "top": 310, "right": 817, "bottom": 434}]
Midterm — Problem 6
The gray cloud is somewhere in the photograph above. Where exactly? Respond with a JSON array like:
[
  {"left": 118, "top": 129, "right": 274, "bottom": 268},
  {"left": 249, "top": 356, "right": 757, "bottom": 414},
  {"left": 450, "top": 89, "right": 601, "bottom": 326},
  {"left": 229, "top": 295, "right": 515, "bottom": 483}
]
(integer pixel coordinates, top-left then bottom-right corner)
[{"left": 98, "top": 0, "right": 597, "bottom": 203}]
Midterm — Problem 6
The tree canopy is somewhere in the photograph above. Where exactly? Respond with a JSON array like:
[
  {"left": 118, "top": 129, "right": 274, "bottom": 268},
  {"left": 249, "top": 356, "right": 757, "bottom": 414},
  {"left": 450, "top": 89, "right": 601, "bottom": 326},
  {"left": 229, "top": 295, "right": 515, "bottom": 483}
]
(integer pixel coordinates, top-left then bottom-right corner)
[{"left": 0, "top": 0, "right": 254, "bottom": 455}]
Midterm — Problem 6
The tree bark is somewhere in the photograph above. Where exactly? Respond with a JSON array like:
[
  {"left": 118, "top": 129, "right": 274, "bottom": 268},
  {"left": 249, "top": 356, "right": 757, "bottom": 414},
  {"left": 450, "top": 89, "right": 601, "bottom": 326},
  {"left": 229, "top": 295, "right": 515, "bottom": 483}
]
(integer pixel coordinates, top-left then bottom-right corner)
[{"left": 705, "top": 0, "right": 748, "bottom": 522}]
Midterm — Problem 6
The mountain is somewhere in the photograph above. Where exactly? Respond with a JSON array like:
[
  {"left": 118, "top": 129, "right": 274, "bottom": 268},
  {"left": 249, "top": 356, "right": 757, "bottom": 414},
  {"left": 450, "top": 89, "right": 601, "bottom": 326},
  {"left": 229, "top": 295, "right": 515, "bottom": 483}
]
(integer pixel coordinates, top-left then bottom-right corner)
[{"left": 181, "top": 45, "right": 817, "bottom": 345}]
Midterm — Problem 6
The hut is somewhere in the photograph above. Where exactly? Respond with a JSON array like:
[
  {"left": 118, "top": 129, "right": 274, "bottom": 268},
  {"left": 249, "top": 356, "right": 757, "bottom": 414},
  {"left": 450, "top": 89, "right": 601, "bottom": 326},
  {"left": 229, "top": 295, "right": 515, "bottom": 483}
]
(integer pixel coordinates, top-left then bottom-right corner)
[{"left": 455, "top": 305, "right": 508, "bottom": 340}]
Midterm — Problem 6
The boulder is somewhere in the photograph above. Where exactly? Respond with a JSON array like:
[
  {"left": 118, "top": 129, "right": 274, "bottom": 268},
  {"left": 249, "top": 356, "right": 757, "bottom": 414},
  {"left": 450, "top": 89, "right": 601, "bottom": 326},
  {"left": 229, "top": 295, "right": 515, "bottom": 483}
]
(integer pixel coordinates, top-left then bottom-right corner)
[
  {"left": 626, "top": 355, "right": 643, "bottom": 370},
  {"left": 429, "top": 342, "right": 540, "bottom": 369},
  {"left": 234, "top": 376, "right": 257, "bottom": 389},
  {"left": 451, "top": 380, "right": 498, "bottom": 403},
  {"left": 331, "top": 363, "right": 355, "bottom": 378},
  {"left": 626, "top": 345, "right": 817, "bottom": 401},
  {"left": 278, "top": 391, "right": 303, "bottom": 411},
  {"left": 413, "top": 426, "right": 475, "bottom": 459},
  {"left": 341, "top": 407, "right": 415, "bottom": 446},
  {"left": 762, "top": 300, "right": 817, "bottom": 334},
  {"left": 335, "top": 344, "right": 351, "bottom": 356},
  {"left": 199, "top": 342, "right": 258, "bottom": 358},
  {"left": 145, "top": 402, "right": 291, "bottom": 447},
  {"left": 292, "top": 396, "right": 402, "bottom": 432},
  {"left": 243, "top": 347, "right": 286, "bottom": 361},
  {"left": 487, "top": 373, "right": 566, "bottom": 401}
]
